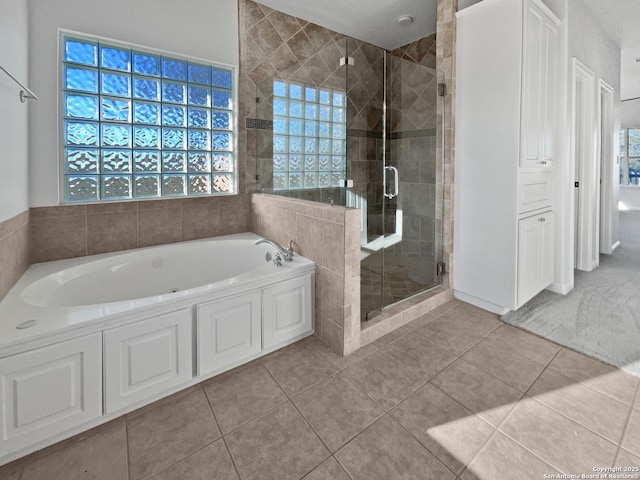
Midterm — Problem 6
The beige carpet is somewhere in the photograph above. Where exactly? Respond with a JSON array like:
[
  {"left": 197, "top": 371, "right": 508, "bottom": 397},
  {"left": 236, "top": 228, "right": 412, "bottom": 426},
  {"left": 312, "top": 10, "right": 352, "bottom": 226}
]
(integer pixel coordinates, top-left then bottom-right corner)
[{"left": 503, "top": 210, "right": 640, "bottom": 377}]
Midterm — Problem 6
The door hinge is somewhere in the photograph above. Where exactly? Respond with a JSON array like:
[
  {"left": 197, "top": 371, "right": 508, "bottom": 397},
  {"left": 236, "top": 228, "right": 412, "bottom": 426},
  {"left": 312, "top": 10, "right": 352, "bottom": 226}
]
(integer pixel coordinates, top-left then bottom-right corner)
[
  {"left": 436, "top": 262, "right": 446, "bottom": 276},
  {"left": 574, "top": 181, "right": 580, "bottom": 187},
  {"left": 438, "top": 83, "right": 446, "bottom": 97},
  {"left": 339, "top": 56, "right": 354, "bottom": 67}
]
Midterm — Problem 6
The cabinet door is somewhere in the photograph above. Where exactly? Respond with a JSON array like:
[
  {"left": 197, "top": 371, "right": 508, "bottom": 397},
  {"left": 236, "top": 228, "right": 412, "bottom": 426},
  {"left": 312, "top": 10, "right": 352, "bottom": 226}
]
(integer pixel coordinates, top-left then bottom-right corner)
[
  {"left": 541, "top": 16, "right": 559, "bottom": 164},
  {"left": 520, "top": 0, "right": 544, "bottom": 168},
  {"left": 103, "top": 309, "right": 192, "bottom": 414},
  {"left": 539, "top": 211, "right": 555, "bottom": 288},
  {"left": 263, "top": 275, "right": 313, "bottom": 350},
  {"left": 196, "top": 291, "right": 262, "bottom": 377},
  {"left": 517, "top": 214, "right": 542, "bottom": 306},
  {"left": 0, "top": 334, "right": 102, "bottom": 456}
]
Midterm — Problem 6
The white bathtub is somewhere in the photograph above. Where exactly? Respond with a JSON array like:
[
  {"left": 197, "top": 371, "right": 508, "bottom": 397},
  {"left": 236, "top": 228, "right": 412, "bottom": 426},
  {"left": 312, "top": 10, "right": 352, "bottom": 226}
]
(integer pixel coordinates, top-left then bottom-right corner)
[
  {"left": 0, "top": 232, "right": 315, "bottom": 463},
  {"left": 0, "top": 232, "right": 315, "bottom": 354}
]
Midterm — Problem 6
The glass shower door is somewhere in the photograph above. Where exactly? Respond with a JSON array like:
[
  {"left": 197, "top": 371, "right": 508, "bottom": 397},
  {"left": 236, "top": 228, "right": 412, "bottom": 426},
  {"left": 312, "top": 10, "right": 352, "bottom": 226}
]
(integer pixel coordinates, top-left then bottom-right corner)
[{"left": 380, "top": 53, "right": 444, "bottom": 309}]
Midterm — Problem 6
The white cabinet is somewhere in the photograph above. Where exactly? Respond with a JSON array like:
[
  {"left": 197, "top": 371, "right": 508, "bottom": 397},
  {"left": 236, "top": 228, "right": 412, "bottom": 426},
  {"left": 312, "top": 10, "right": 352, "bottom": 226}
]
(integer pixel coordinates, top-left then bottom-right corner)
[
  {"left": 0, "top": 334, "right": 102, "bottom": 456},
  {"left": 197, "top": 291, "right": 262, "bottom": 377},
  {"left": 263, "top": 275, "right": 313, "bottom": 350},
  {"left": 521, "top": 0, "right": 559, "bottom": 168},
  {"left": 454, "top": 0, "right": 561, "bottom": 313},
  {"left": 103, "top": 309, "right": 192, "bottom": 414},
  {"left": 518, "top": 211, "right": 555, "bottom": 306}
]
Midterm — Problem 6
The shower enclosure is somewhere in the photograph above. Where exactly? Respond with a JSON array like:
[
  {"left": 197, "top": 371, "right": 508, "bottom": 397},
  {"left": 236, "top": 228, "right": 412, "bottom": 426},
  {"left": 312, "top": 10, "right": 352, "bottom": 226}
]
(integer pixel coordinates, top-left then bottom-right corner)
[
  {"left": 251, "top": 34, "right": 444, "bottom": 321},
  {"left": 345, "top": 38, "right": 444, "bottom": 320}
]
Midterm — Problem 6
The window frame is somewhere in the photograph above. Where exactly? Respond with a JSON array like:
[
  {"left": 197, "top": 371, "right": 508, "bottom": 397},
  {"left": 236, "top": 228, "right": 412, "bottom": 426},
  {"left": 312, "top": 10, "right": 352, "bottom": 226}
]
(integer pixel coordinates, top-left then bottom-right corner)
[
  {"left": 58, "top": 29, "right": 238, "bottom": 204},
  {"left": 620, "top": 127, "right": 640, "bottom": 187}
]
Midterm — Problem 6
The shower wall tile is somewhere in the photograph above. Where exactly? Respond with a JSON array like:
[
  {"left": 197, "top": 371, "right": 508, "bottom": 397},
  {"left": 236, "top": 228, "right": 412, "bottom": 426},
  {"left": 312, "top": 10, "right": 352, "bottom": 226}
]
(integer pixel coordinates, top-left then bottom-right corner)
[
  {"left": 0, "top": 211, "right": 30, "bottom": 301},
  {"left": 29, "top": 195, "right": 252, "bottom": 263}
]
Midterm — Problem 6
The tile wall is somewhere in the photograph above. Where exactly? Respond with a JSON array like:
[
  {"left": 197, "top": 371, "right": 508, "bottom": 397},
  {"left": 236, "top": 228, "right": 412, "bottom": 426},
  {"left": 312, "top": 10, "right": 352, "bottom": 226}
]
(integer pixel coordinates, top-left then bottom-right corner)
[
  {"left": 29, "top": 195, "right": 250, "bottom": 264},
  {"left": 0, "top": 211, "right": 30, "bottom": 300},
  {"left": 251, "top": 193, "right": 360, "bottom": 354},
  {"left": 437, "top": 0, "right": 458, "bottom": 289}
]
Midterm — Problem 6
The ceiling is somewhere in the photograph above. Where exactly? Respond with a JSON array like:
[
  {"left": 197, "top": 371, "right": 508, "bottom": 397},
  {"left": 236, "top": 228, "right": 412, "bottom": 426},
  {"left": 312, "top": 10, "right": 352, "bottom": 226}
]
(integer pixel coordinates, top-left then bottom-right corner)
[
  {"left": 253, "top": 0, "right": 439, "bottom": 51},
  {"left": 254, "top": 0, "right": 640, "bottom": 97},
  {"left": 580, "top": 0, "right": 640, "bottom": 100}
]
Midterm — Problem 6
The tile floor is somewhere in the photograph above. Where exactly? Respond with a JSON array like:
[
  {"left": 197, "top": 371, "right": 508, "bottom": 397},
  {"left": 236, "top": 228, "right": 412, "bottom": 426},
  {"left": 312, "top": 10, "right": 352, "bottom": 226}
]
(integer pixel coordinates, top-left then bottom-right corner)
[{"left": 2, "top": 300, "right": 640, "bottom": 480}]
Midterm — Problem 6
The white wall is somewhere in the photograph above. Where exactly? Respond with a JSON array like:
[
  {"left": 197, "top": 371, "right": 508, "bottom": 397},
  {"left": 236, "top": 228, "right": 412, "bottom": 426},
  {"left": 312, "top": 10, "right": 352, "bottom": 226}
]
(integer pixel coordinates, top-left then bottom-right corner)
[
  {"left": 27, "top": 0, "right": 239, "bottom": 207},
  {"left": 553, "top": 0, "right": 621, "bottom": 292},
  {"left": 620, "top": 186, "right": 640, "bottom": 210},
  {"left": 621, "top": 98, "right": 640, "bottom": 128},
  {"left": 0, "top": 0, "right": 30, "bottom": 223}
]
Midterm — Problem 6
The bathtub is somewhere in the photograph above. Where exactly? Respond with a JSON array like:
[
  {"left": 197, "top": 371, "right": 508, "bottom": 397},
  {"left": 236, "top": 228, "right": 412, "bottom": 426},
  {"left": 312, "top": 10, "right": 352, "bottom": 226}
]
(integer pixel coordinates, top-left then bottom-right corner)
[
  {"left": 0, "top": 232, "right": 315, "bottom": 353},
  {"left": 0, "top": 232, "right": 315, "bottom": 464}
]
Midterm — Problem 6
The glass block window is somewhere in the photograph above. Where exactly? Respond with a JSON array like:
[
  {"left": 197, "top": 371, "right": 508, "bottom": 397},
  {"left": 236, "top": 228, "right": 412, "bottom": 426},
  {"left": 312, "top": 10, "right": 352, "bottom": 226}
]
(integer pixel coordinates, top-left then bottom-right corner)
[
  {"left": 62, "top": 35, "right": 234, "bottom": 202},
  {"left": 620, "top": 128, "right": 640, "bottom": 186},
  {"left": 272, "top": 81, "right": 347, "bottom": 190}
]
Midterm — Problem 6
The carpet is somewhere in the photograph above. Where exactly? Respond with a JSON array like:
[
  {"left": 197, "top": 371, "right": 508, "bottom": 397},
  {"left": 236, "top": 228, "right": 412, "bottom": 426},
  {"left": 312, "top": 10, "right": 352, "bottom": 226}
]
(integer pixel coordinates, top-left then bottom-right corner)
[{"left": 502, "top": 210, "right": 640, "bottom": 377}]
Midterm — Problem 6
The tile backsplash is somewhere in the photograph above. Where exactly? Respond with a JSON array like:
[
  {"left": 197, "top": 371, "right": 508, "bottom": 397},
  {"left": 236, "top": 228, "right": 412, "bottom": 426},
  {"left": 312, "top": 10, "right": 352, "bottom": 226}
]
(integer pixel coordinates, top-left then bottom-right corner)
[
  {"left": 29, "top": 195, "right": 251, "bottom": 264},
  {"left": 0, "top": 211, "right": 30, "bottom": 301}
]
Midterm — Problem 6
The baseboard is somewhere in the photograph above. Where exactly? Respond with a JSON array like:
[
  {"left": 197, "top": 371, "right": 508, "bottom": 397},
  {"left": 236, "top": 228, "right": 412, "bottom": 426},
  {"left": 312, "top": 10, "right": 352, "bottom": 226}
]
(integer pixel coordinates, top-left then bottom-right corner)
[
  {"left": 547, "top": 282, "right": 572, "bottom": 295},
  {"left": 453, "top": 290, "right": 510, "bottom": 315}
]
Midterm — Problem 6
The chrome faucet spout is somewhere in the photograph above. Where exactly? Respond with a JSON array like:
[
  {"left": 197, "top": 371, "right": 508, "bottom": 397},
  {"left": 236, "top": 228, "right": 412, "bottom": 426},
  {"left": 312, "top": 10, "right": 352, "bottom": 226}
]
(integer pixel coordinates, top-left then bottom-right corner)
[{"left": 255, "top": 238, "right": 294, "bottom": 261}]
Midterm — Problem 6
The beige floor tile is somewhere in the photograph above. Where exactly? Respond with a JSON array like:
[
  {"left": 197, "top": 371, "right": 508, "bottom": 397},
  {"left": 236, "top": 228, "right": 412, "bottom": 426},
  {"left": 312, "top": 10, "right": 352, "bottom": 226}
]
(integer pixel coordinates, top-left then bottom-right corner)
[
  {"left": 305, "top": 338, "right": 379, "bottom": 370},
  {"left": 405, "top": 312, "right": 437, "bottom": 330},
  {"left": 303, "top": 457, "right": 350, "bottom": 480},
  {"left": 384, "top": 331, "right": 458, "bottom": 379},
  {"left": 370, "top": 324, "right": 414, "bottom": 348},
  {"left": 263, "top": 344, "right": 339, "bottom": 396},
  {"left": 390, "top": 383, "right": 494, "bottom": 474},
  {"left": 203, "top": 363, "right": 287, "bottom": 433},
  {"left": 336, "top": 415, "right": 455, "bottom": 480},
  {"left": 549, "top": 348, "right": 639, "bottom": 405},
  {"left": 462, "top": 338, "right": 547, "bottom": 392},
  {"left": 414, "top": 307, "right": 500, "bottom": 356},
  {"left": 615, "top": 448, "right": 640, "bottom": 469},
  {"left": 226, "top": 402, "right": 329, "bottom": 480},
  {"left": 430, "top": 359, "right": 522, "bottom": 427},
  {"left": 21, "top": 422, "right": 127, "bottom": 480},
  {"left": 127, "top": 388, "right": 221, "bottom": 480},
  {"left": 149, "top": 440, "right": 238, "bottom": 480},
  {"left": 528, "top": 368, "right": 630, "bottom": 443},
  {"left": 636, "top": 388, "right": 640, "bottom": 410},
  {"left": 500, "top": 397, "right": 617, "bottom": 474},
  {"left": 460, "top": 432, "right": 560, "bottom": 480},
  {"left": 484, "top": 325, "right": 560, "bottom": 365},
  {"left": 342, "top": 350, "right": 425, "bottom": 410},
  {"left": 292, "top": 374, "right": 384, "bottom": 452},
  {"left": 621, "top": 409, "right": 640, "bottom": 458}
]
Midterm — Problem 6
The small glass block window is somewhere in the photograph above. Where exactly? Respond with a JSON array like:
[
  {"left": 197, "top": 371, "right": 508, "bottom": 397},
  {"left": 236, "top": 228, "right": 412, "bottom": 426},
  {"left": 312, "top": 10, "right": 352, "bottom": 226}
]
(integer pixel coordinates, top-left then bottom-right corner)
[
  {"left": 62, "top": 34, "right": 235, "bottom": 202},
  {"left": 272, "top": 80, "right": 347, "bottom": 190}
]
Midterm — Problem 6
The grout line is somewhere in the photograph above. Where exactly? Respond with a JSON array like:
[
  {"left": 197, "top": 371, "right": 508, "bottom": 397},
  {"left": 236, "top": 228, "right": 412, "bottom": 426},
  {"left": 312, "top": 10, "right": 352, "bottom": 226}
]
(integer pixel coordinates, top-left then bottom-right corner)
[
  {"left": 125, "top": 416, "right": 132, "bottom": 480},
  {"left": 612, "top": 380, "right": 640, "bottom": 466},
  {"left": 200, "top": 384, "right": 243, "bottom": 480}
]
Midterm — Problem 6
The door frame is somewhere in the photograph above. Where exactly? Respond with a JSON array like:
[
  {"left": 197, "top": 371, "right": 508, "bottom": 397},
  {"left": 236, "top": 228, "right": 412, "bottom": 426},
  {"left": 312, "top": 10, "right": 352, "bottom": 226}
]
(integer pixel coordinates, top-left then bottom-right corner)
[{"left": 597, "top": 79, "right": 615, "bottom": 255}]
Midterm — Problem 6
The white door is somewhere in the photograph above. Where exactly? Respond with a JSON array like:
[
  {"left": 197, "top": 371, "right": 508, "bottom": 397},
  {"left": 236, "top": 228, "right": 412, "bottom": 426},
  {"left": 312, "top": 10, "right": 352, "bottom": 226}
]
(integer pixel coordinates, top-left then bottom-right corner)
[
  {"left": 521, "top": 0, "right": 543, "bottom": 168},
  {"left": 517, "top": 214, "right": 542, "bottom": 307},
  {"left": 263, "top": 275, "right": 313, "bottom": 350},
  {"left": 197, "top": 291, "right": 262, "bottom": 377},
  {"left": 572, "top": 59, "right": 597, "bottom": 272},
  {"left": 0, "top": 334, "right": 102, "bottom": 456},
  {"left": 103, "top": 309, "right": 192, "bottom": 414},
  {"left": 539, "top": 211, "right": 555, "bottom": 288}
]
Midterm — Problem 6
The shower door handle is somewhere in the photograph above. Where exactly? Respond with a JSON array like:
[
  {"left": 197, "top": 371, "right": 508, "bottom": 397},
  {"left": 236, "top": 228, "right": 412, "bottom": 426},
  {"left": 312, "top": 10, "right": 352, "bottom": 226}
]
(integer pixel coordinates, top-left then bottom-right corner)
[{"left": 384, "top": 166, "right": 399, "bottom": 199}]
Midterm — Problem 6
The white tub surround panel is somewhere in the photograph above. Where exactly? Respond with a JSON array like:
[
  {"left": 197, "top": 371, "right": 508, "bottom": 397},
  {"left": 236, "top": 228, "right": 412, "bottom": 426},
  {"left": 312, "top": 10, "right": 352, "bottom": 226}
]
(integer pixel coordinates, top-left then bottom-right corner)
[
  {"left": 454, "top": 0, "right": 563, "bottom": 314},
  {"left": 0, "top": 233, "right": 314, "bottom": 465}
]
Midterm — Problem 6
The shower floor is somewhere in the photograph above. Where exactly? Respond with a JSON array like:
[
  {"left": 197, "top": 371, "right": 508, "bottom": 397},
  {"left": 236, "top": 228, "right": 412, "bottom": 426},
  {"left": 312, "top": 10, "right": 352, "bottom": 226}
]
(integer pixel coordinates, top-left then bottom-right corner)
[{"left": 360, "top": 258, "right": 431, "bottom": 321}]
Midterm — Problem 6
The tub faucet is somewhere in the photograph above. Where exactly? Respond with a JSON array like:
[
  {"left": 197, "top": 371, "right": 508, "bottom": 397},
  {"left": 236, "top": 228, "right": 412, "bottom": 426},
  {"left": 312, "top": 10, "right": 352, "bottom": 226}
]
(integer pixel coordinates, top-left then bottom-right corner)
[{"left": 255, "top": 238, "right": 294, "bottom": 262}]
